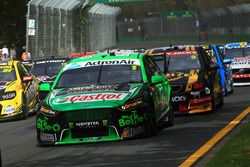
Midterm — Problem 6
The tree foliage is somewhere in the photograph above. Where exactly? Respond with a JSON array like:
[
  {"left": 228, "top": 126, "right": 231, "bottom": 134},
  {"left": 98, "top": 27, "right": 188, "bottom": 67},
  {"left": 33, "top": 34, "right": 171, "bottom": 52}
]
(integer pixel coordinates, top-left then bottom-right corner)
[
  {"left": 0, "top": 0, "right": 249, "bottom": 45},
  {"left": 0, "top": 0, "right": 28, "bottom": 46}
]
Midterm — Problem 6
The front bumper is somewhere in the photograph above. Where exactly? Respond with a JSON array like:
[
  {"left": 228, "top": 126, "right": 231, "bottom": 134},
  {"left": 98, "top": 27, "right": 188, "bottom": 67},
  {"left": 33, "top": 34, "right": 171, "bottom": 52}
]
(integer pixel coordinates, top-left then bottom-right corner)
[
  {"left": 172, "top": 93, "right": 212, "bottom": 114},
  {"left": 36, "top": 106, "right": 149, "bottom": 145},
  {"left": 0, "top": 104, "right": 23, "bottom": 121},
  {"left": 232, "top": 69, "right": 250, "bottom": 86}
]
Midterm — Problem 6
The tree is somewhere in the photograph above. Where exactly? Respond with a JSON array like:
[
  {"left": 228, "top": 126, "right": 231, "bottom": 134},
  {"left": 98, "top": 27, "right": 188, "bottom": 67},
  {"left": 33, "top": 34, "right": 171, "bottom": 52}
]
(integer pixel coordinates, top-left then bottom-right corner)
[{"left": 0, "top": 0, "right": 28, "bottom": 46}]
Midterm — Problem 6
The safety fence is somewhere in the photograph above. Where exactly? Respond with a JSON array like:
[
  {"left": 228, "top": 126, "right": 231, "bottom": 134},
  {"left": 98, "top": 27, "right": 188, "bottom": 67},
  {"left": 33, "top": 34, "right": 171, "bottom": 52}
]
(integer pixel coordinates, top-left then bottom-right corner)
[
  {"left": 117, "top": 3, "right": 250, "bottom": 44},
  {"left": 201, "top": 3, "right": 250, "bottom": 42},
  {"left": 87, "top": 3, "right": 121, "bottom": 51},
  {"left": 117, "top": 10, "right": 199, "bottom": 43},
  {"left": 26, "top": 0, "right": 120, "bottom": 59}
]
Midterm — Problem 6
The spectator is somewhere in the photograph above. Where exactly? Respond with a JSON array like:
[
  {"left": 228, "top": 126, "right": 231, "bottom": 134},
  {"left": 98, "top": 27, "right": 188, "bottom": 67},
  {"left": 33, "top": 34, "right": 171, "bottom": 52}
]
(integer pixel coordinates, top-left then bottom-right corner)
[
  {"left": 2, "top": 45, "right": 9, "bottom": 61},
  {"left": 16, "top": 45, "right": 23, "bottom": 61},
  {"left": 0, "top": 49, "right": 2, "bottom": 61},
  {"left": 21, "top": 46, "right": 31, "bottom": 61},
  {"left": 10, "top": 44, "right": 17, "bottom": 60}
]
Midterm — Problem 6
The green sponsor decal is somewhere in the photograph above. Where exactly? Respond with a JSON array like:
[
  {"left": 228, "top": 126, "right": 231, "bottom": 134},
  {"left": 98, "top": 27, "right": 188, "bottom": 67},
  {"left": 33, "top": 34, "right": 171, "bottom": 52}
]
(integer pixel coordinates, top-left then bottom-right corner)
[
  {"left": 164, "top": 10, "right": 194, "bottom": 19},
  {"left": 68, "top": 122, "right": 74, "bottom": 129},
  {"left": 118, "top": 110, "right": 148, "bottom": 127},
  {"left": 191, "top": 55, "right": 197, "bottom": 60},
  {"left": 37, "top": 117, "right": 61, "bottom": 132},
  {"left": 103, "top": 120, "right": 108, "bottom": 126}
]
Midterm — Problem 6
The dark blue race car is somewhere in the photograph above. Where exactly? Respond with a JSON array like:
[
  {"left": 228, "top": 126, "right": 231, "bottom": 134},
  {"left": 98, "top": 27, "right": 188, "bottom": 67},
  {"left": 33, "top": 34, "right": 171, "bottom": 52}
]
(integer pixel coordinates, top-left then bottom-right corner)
[{"left": 203, "top": 45, "right": 234, "bottom": 95}]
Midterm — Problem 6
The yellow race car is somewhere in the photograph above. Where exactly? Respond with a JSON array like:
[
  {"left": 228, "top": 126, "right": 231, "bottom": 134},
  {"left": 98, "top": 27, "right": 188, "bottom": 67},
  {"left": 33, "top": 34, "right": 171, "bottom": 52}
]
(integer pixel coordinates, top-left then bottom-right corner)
[{"left": 0, "top": 61, "right": 39, "bottom": 121}]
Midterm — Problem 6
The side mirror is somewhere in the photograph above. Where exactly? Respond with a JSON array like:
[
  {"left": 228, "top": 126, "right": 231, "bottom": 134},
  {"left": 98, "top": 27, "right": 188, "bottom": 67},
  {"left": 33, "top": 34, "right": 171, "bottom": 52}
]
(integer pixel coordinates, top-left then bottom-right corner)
[
  {"left": 209, "top": 64, "right": 219, "bottom": 70},
  {"left": 39, "top": 83, "right": 51, "bottom": 92},
  {"left": 22, "top": 76, "right": 33, "bottom": 82},
  {"left": 223, "top": 59, "right": 232, "bottom": 65},
  {"left": 151, "top": 75, "right": 164, "bottom": 84}
]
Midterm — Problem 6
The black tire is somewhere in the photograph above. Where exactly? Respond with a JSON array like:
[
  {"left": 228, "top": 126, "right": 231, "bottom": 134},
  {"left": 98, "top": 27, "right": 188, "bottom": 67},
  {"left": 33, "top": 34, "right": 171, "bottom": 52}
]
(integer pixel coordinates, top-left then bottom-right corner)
[
  {"left": 21, "top": 95, "right": 28, "bottom": 119},
  {"left": 228, "top": 85, "right": 234, "bottom": 94},
  {"left": 33, "top": 95, "right": 40, "bottom": 114},
  {"left": 226, "top": 81, "right": 233, "bottom": 94},
  {"left": 145, "top": 105, "right": 157, "bottom": 137},
  {"left": 165, "top": 92, "right": 174, "bottom": 127},
  {"left": 211, "top": 94, "right": 216, "bottom": 112},
  {"left": 224, "top": 85, "right": 228, "bottom": 96},
  {"left": 217, "top": 92, "right": 224, "bottom": 108},
  {"left": 165, "top": 110, "right": 174, "bottom": 127}
]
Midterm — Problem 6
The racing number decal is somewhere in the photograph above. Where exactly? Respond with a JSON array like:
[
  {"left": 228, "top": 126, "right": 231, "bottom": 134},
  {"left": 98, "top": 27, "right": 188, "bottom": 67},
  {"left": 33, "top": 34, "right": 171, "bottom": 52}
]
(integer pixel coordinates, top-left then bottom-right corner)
[
  {"left": 3, "top": 69, "right": 12, "bottom": 72},
  {"left": 185, "top": 70, "right": 199, "bottom": 92},
  {"left": 240, "top": 42, "right": 247, "bottom": 47}
]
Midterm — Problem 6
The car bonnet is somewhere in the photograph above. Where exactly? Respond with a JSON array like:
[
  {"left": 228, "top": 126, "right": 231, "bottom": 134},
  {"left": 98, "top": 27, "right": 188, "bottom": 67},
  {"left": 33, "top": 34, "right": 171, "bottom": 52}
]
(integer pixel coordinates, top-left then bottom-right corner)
[{"left": 47, "top": 83, "right": 143, "bottom": 111}]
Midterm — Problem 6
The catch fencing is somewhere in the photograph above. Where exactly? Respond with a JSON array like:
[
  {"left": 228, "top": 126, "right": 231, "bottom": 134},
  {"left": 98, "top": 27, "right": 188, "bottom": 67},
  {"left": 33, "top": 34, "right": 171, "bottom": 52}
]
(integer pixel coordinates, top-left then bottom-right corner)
[
  {"left": 201, "top": 3, "right": 250, "bottom": 42},
  {"left": 117, "top": 10, "right": 199, "bottom": 44},
  {"left": 26, "top": 0, "right": 120, "bottom": 59},
  {"left": 87, "top": 4, "right": 121, "bottom": 51},
  {"left": 117, "top": 3, "right": 250, "bottom": 44}
]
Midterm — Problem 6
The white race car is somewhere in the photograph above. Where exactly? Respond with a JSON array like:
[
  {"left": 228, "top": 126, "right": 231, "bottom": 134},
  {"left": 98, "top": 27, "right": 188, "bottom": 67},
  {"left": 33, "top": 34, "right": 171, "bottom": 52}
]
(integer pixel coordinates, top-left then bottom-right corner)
[{"left": 224, "top": 42, "right": 250, "bottom": 86}]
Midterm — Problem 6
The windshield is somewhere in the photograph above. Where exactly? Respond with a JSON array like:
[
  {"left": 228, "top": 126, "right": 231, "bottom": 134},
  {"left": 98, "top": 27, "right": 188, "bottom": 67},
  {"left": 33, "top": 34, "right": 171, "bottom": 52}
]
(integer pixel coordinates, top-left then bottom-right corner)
[
  {"left": 155, "top": 61, "right": 165, "bottom": 72},
  {"left": 151, "top": 55, "right": 165, "bottom": 72},
  {"left": 205, "top": 50, "right": 218, "bottom": 63},
  {"left": 56, "top": 65, "right": 142, "bottom": 88},
  {"left": 225, "top": 47, "right": 250, "bottom": 58},
  {"left": 0, "top": 67, "right": 16, "bottom": 82},
  {"left": 32, "top": 62, "right": 63, "bottom": 77},
  {"left": 225, "top": 48, "right": 244, "bottom": 58},
  {"left": 167, "top": 54, "right": 201, "bottom": 72}
]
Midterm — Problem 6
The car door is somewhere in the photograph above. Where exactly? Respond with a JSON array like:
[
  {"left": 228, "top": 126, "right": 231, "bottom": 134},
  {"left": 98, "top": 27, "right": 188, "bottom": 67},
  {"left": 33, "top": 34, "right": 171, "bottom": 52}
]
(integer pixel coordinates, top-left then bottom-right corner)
[
  {"left": 201, "top": 48, "right": 221, "bottom": 96},
  {"left": 143, "top": 56, "right": 167, "bottom": 120},
  {"left": 17, "top": 62, "right": 36, "bottom": 105},
  {"left": 214, "top": 46, "right": 227, "bottom": 91}
]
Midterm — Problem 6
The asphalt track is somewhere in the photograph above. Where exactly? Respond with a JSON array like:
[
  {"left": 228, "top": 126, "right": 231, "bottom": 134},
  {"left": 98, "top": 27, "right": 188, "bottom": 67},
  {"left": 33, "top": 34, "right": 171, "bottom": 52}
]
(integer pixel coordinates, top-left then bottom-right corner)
[{"left": 0, "top": 87, "right": 249, "bottom": 167}]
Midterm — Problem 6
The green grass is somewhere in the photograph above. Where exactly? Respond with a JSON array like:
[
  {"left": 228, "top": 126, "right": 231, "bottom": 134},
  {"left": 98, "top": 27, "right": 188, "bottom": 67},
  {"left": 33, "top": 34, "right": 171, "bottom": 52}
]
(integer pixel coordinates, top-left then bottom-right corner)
[{"left": 206, "top": 120, "right": 250, "bottom": 167}]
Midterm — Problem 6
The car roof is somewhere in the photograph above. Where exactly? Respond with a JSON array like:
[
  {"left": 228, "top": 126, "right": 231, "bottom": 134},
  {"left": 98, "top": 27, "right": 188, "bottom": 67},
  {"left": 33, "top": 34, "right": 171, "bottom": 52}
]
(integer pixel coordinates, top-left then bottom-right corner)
[
  {"left": 69, "top": 52, "right": 145, "bottom": 64},
  {"left": 32, "top": 56, "right": 69, "bottom": 62},
  {"left": 147, "top": 45, "right": 201, "bottom": 57},
  {"left": 225, "top": 42, "right": 250, "bottom": 48},
  {"left": 0, "top": 60, "right": 19, "bottom": 66},
  {"left": 146, "top": 48, "right": 166, "bottom": 55}
]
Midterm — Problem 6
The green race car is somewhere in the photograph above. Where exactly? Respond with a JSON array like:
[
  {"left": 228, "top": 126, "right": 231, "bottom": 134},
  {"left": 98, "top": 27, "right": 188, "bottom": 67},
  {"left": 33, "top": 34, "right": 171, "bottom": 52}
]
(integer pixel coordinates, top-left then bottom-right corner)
[{"left": 36, "top": 52, "right": 173, "bottom": 146}]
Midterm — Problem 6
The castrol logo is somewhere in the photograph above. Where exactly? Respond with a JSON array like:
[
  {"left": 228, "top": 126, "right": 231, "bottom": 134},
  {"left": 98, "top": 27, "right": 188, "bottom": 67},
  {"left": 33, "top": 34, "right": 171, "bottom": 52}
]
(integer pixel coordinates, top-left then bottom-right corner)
[{"left": 52, "top": 93, "right": 127, "bottom": 104}]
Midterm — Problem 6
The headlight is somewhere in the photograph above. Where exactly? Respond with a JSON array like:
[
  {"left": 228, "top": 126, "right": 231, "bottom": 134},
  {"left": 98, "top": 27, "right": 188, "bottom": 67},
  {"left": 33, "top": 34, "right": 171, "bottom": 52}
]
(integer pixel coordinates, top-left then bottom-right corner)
[
  {"left": 40, "top": 106, "right": 58, "bottom": 116},
  {"left": 1, "top": 91, "right": 16, "bottom": 101},
  {"left": 205, "top": 87, "right": 211, "bottom": 94},
  {"left": 4, "top": 105, "right": 16, "bottom": 114},
  {"left": 118, "top": 98, "right": 143, "bottom": 111}
]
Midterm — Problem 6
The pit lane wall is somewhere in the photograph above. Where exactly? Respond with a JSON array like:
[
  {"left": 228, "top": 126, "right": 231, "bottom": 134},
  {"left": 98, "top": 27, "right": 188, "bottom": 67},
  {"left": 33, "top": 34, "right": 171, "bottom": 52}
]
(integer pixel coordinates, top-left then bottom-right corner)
[{"left": 26, "top": 0, "right": 120, "bottom": 59}]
